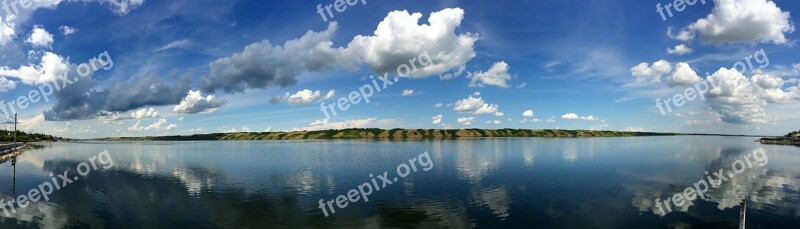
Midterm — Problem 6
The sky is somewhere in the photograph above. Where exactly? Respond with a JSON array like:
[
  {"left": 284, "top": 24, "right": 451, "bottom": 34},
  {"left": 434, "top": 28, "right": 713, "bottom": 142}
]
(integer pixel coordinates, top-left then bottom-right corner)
[{"left": 0, "top": 0, "right": 798, "bottom": 138}]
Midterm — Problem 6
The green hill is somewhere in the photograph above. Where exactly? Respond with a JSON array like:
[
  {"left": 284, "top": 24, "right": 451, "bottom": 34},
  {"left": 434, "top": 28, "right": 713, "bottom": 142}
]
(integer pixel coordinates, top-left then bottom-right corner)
[{"left": 93, "top": 128, "right": 731, "bottom": 141}]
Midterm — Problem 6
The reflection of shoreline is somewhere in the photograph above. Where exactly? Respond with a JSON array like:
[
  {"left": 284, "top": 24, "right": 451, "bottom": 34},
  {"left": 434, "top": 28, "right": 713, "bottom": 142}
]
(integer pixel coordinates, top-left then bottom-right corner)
[
  {"left": 0, "top": 144, "right": 27, "bottom": 162},
  {"left": 2, "top": 157, "right": 475, "bottom": 228}
]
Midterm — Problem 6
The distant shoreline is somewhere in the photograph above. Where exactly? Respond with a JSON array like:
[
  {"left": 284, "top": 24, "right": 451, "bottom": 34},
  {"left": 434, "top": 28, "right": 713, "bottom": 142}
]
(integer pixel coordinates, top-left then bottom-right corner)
[
  {"left": 758, "top": 131, "right": 800, "bottom": 147},
  {"left": 758, "top": 138, "right": 800, "bottom": 147},
  {"left": 90, "top": 128, "right": 767, "bottom": 141}
]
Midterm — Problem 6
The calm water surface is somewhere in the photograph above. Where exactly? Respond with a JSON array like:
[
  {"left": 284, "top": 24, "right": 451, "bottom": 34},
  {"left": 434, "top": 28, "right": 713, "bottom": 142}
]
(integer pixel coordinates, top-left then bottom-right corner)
[{"left": 0, "top": 136, "right": 798, "bottom": 228}]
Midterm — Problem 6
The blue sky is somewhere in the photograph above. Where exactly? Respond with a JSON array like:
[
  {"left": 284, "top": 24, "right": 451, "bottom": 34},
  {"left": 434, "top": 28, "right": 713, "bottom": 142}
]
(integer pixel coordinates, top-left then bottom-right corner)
[{"left": 0, "top": 0, "right": 798, "bottom": 138}]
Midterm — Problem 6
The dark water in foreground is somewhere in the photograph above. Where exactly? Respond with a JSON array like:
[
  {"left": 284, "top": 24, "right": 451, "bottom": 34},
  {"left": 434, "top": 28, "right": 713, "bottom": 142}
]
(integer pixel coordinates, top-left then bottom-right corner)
[{"left": 0, "top": 136, "right": 798, "bottom": 228}]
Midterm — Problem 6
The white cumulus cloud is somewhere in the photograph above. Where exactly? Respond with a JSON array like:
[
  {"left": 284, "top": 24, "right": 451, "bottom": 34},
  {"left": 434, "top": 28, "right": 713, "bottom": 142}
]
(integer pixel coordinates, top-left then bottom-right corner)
[
  {"left": 128, "top": 118, "right": 176, "bottom": 131},
  {"left": 468, "top": 61, "right": 512, "bottom": 88},
  {"left": 666, "top": 62, "right": 701, "bottom": 87},
  {"left": 432, "top": 114, "right": 443, "bottom": 125},
  {"left": 453, "top": 95, "right": 500, "bottom": 115},
  {"left": 25, "top": 25, "right": 54, "bottom": 48},
  {"left": 130, "top": 107, "right": 159, "bottom": 119},
  {"left": 686, "top": 0, "right": 794, "bottom": 44},
  {"left": 667, "top": 44, "right": 692, "bottom": 55},
  {"left": 561, "top": 113, "right": 596, "bottom": 120},
  {"left": 299, "top": 118, "right": 400, "bottom": 131},
  {"left": 324, "top": 90, "right": 336, "bottom": 99},
  {"left": 522, "top": 109, "right": 534, "bottom": 117},
  {"left": 751, "top": 74, "right": 797, "bottom": 103},
  {"left": 59, "top": 25, "right": 76, "bottom": 35},
  {"left": 0, "top": 52, "right": 69, "bottom": 85},
  {"left": 0, "top": 15, "right": 15, "bottom": 46},
  {"left": 0, "top": 77, "right": 16, "bottom": 92},
  {"left": 705, "top": 68, "right": 766, "bottom": 124},
  {"left": 456, "top": 117, "right": 474, "bottom": 125},
  {"left": 287, "top": 89, "right": 322, "bottom": 105},
  {"left": 94, "top": 0, "right": 146, "bottom": 15},
  {"left": 344, "top": 8, "right": 478, "bottom": 78},
  {"left": 630, "top": 60, "right": 672, "bottom": 83},
  {"left": 667, "top": 27, "right": 694, "bottom": 42},
  {"left": 173, "top": 90, "right": 227, "bottom": 114}
]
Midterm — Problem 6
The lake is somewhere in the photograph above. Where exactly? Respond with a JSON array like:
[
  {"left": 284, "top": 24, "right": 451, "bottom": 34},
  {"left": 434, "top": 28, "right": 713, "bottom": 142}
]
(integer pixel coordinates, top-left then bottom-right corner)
[{"left": 0, "top": 136, "right": 797, "bottom": 228}]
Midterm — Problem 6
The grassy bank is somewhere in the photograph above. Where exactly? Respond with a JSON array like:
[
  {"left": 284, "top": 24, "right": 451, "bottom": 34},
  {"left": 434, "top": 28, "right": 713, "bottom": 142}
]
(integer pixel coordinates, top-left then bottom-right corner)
[{"left": 0, "top": 130, "right": 69, "bottom": 142}]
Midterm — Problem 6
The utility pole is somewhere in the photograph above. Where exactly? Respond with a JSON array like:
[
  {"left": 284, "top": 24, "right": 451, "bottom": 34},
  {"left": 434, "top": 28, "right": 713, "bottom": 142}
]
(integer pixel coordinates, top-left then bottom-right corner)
[
  {"left": 739, "top": 201, "right": 746, "bottom": 229},
  {"left": 11, "top": 157, "right": 15, "bottom": 196},
  {"left": 13, "top": 113, "right": 16, "bottom": 145}
]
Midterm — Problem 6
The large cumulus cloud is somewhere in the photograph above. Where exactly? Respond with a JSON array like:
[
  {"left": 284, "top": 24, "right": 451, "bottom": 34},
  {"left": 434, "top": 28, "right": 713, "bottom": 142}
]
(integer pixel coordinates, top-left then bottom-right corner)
[
  {"left": 43, "top": 71, "right": 192, "bottom": 121},
  {"left": 705, "top": 68, "right": 799, "bottom": 124},
  {"left": 105, "top": 72, "right": 192, "bottom": 112},
  {"left": 200, "top": 8, "right": 477, "bottom": 94},
  {"left": 682, "top": 0, "right": 794, "bottom": 44},
  {"left": 343, "top": 8, "right": 477, "bottom": 78},
  {"left": 199, "top": 23, "right": 349, "bottom": 94}
]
